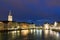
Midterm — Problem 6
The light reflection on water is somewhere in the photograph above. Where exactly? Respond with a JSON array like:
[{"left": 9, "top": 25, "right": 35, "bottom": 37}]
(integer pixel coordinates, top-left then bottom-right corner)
[
  {"left": 21, "top": 30, "right": 29, "bottom": 36},
  {"left": 0, "top": 30, "right": 60, "bottom": 40}
]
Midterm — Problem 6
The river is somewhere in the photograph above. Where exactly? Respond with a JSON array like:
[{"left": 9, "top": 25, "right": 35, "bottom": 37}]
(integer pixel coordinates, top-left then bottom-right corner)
[{"left": 0, "top": 29, "right": 60, "bottom": 40}]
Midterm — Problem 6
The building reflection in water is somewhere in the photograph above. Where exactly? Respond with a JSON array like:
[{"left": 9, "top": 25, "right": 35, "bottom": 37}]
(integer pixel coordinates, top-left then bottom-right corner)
[
  {"left": 8, "top": 31, "right": 20, "bottom": 38},
  {"left": 7, "top": 30, "right": 30, "bottom": 40},
  {"left": 30, "top": 29, "right": 33, "bottom": 34},
  {"left": 8, "top": 30, "right": 29, "bottom": 36},
  {"left": 21, "top": 30, "right": 29, "bottom": 36},
  {"left": 40, "top": 30, "right": 42, "bottom": 36},
  {"left": 30, "top": 29, "right": 42, "bottom": 37},
  {"left": 11, "top": 31, "right": 17, "bottom": 38},
  {"left": 0, "top": 30, "right": 60, "bottom": 40},
  {"left": 53, "top": 31, "right": 60, "bottom": 38},
  {"left": 0, "top": 33, "right": 2, "bottom": 40},
  {"left": 44, "top": 30, "right": 60, "bottom": 40},
  {"left": 44, "top": 30, "right": 49, "bottom": 38}
]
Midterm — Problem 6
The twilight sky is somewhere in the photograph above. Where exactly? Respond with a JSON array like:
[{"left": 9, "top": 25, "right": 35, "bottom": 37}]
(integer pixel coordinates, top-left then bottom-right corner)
[{"left": 0, "top": 0, "right": 60, "bottom": 24}]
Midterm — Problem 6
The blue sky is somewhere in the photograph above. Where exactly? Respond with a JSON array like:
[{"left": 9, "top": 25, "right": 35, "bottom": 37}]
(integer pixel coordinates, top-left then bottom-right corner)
[{"left": 0, "top": 0, "right": 60, "bottom": 24}]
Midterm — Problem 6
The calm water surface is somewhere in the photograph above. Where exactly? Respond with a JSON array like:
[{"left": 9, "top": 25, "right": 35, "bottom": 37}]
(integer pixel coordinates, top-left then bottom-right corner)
[{"left": 0, "top": 29, "right": 60, "bottom": 40}]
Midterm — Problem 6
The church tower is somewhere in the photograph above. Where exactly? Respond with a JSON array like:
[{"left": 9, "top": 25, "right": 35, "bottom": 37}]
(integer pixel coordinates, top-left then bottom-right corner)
[{"left": 8, "top": 10, "right": 13, "bottom": 21}]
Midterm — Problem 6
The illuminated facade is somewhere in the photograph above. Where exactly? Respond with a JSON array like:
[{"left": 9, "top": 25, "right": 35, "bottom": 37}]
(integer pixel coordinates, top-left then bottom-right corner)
[
  {"left": 29, "top": 24, "right": 35, "bottom": 28},
  {"left": 0, "top": 22, "right": 4, "bottom": 30},
  {"left": 19, "top": 22, "right": 29, "bottom": 29},
  {"left": 44, "top": 23, "right": 50, "bottom": 30}
]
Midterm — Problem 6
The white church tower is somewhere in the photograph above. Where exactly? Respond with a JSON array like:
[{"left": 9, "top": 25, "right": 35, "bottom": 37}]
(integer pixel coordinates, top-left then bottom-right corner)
[
  {"left": 8, "top": 10, "right": 13, "bottom": 21},
  {"left": 54, "top": 21, "right": 58, "bottom": 27}
]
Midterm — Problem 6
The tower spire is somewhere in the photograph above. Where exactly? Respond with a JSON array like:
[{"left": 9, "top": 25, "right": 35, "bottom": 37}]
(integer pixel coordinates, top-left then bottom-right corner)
[{"left": 9, "top": 10, "right": 12, "bottom": 16}]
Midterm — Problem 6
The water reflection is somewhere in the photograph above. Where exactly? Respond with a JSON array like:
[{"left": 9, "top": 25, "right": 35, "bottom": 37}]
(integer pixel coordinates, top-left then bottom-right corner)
[
  {"left": 21, "top": 30, "right": 29, "bottom": 36},
  {"left": 44, "top": 30, "right": 49, "bottom": 36},
  {"left": 0, "top": 30, "right": 60, "bottom": 40},
  {"left": 8, "top": 31, "right": 20, "bottom": 38}
]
